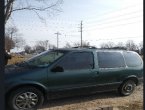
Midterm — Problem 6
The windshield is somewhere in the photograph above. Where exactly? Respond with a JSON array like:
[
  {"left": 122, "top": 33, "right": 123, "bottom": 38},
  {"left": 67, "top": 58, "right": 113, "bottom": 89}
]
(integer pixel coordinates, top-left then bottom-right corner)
[{"left": 23, "top": 50, "right": 65, "bottom": 67}]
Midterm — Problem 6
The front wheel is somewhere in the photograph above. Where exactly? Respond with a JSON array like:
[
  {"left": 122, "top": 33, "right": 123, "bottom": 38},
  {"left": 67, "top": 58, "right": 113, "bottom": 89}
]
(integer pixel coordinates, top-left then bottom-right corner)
[
  {"left": 8, "top": 87, "right": 44, "bottom": 110},
  {"left": 118, "top": 80, "right": 136, "bottom": 96}
]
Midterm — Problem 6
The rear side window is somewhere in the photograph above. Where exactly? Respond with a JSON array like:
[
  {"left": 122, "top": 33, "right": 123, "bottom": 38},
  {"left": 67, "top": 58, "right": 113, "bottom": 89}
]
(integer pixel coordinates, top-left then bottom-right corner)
[
  {"left": 123, "top": 52, "right": 142, "bottom": 67},
  {"left": 97, "top": 52, "right": 125, "bottom": 68}
]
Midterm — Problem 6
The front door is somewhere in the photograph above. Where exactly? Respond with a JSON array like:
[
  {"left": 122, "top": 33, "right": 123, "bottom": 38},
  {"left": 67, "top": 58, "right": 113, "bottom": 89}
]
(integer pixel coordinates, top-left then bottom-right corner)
[{"left": 47, "top": 51, "right": 96, "bottom": 93}]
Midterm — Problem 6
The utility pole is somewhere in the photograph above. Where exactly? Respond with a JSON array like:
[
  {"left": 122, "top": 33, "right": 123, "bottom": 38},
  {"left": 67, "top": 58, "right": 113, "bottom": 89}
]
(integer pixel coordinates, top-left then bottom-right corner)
[
  {"left": 55, "top": 32, "right": 61, "bottom": 48},
  {"left": 80, "top": 21, "right": 83, "bottom": 47}
]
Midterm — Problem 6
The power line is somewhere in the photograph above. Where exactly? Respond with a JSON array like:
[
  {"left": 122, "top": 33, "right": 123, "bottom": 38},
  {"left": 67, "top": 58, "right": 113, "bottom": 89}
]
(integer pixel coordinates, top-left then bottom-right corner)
[
  {"left": 85, "top": 10, "right": 142, "bottom": 24},
  {"left": 84, "top": 16, "right": 142, "bottom": 29},
  {"left": 85, "top": 20, "right": 142, "bottom": 30},
  {"left": 14, "top": 8, "right": 142, "bottom": 32},
  {"left": 84, "top": 4, "right": 142, "bottom": 21}
]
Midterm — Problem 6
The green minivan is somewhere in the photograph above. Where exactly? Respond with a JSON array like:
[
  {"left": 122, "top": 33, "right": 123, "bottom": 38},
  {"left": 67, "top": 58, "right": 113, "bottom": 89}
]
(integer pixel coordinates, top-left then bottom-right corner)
[{"left": 5, "top": 47, "right": 143, "bottom": 110}]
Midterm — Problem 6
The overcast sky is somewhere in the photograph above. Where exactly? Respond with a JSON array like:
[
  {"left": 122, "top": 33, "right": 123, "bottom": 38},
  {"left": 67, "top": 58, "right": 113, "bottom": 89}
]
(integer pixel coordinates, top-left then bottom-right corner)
[{"left": 7, "top": 0, "right": 143, "bottom": 51}]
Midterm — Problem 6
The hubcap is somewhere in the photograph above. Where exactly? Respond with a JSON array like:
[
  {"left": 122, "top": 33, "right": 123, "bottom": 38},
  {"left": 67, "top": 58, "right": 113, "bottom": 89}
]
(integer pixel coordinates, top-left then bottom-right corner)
[
  {"left": 124, "top": 83, "right": 133, "bottom": 92},
  {"left": 15, "top": 92, "right": 38, "bottom": 109}
]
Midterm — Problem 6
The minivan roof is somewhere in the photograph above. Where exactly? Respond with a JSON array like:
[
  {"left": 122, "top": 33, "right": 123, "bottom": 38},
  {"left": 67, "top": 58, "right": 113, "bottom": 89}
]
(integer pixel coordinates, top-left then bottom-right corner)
[{"left": 51, "top": 47, "right": 128, "bottom": 52}]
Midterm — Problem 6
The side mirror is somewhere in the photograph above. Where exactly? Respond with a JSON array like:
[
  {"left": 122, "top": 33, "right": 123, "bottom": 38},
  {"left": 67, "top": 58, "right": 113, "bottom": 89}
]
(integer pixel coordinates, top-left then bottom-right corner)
[{"left": 51, "top": 66, "right": 64, "bottom": 72}]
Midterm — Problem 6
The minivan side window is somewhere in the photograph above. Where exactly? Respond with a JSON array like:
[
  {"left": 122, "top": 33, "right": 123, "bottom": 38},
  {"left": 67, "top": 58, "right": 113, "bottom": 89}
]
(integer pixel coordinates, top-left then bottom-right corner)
[
  {"left": 123, "top": 52, "right": 142, "bottom": 67},
  {"left": 57, "top": 52, "right": 94, "bottom": 70},
  {"left": 26, "top": 51, "right": 64, "bottom": 67},
  {"left": 97, "top": 52, "right": 125, "bottom": 68}
]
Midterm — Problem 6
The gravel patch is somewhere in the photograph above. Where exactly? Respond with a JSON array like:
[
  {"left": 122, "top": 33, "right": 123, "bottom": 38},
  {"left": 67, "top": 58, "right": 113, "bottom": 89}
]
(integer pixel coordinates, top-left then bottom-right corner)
[{"left": 39, "top": 84, "right": 143, "bottom": 110}]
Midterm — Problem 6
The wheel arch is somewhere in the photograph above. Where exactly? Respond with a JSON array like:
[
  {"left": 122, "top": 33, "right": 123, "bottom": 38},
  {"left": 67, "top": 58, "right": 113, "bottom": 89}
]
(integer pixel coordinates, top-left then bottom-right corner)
[
  {"left": 6, "top": 82, "right": 48, "bottom": 100},
  {"left": 122, "top": 75, "right": 139, "bottom": 85}
]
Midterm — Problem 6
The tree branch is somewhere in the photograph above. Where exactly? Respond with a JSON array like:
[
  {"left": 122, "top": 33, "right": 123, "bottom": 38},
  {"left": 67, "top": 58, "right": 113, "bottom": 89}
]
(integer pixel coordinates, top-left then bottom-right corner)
[
  {"left": 12, "top": 3, "right": 58, "bottom": 12},
  {"left": 5, "top": 0, "right": 63, "bottom": 24},
  {"left": 5, "top": 0, "right": 14, "bottom": 24}
]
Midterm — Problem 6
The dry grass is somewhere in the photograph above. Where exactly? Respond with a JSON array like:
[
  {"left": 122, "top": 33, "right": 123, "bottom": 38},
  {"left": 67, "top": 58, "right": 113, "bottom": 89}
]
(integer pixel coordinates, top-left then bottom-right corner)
[
  {"left": 8, "top": 54, "right": 25, "bottom": 65},
  {"left": 39, "top": 84, "right": 143, "bottom": 110},
  {"left": 118, "top": 101, "right": 143, "bottom": 110}
]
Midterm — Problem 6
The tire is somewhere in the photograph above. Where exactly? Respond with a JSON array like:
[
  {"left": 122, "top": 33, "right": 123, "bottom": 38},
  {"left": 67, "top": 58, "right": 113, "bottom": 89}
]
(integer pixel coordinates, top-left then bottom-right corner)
[
  {"left": 118, "top": 80, "right": 136, "bottom": 96},
  {"left": 8, "top": 87, "right": 44, "bottom": 110}
]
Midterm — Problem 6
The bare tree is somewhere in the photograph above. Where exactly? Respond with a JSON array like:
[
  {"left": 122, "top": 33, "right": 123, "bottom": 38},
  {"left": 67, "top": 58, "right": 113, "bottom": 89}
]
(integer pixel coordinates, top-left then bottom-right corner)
[
  {"left": 35, "top": 40, "right": 49, "bottom": 50},
  {"left": 5, "top": 26, "right": 20, "bottom": 42},
  {"left": 34, "top": 45, "right": 46, "bottom": 53},
  {"left": 48, "top": 44, "right": 57, "bottom": 49},
  {"left": 73, "top": 41, "right": 90, "bottom": 47},
  {"left": 33, "top": 40, "right": 56, "bottom": 52},
  {"left": 100, "top": 41, "right": 115, "bottom": 48},
  {"left": 116, "top": 42, "right": 124, "bottom": 47},
  {"left": 5, "top": 26, "right": 25, "bottom": 51},
  {"left": 139, "top": 41, "right": 143, "bottom": 49},
  {"left": 112, "top": 42, "right": 127, "bottom": 49},
  {"left": 5, "top": 26, "right": 20, "bottom": 51},
  {"left": 24, "top": 45, "right": 32, "bottom": 54},
  {"left": 138, "top": 41, "right": 143, "bottom": 55},
  {"left": 5, "top": 36, "right": 15, "bottom": 52},
  {"left": 5, "top": 0, "right": 63, "bottom": 24},
  {"left": 6, "top": 26, "right": 18, "bottom": 38},
  {"left": 125, "top": 40, "right": 138, "bottom": 51},
  {"left": 64, "top": 42, "right": 72, "bottom": 48},
  {"left": 14, "top": 37, "right": 26, "bottom": 49},
  {"left": 33, "top": 40, "right": 50, "bottom": 53}
]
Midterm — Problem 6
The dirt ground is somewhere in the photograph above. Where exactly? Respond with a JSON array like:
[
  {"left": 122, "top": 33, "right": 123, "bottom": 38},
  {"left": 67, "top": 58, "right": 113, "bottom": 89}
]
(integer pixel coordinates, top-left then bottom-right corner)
[{"left": 39, "top": 84, "right": 143, "bottom": 110}]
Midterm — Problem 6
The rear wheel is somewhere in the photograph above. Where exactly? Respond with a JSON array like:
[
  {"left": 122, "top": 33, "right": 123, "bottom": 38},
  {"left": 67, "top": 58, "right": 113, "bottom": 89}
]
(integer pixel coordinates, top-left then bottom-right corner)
[
  {"left": 8, "top": 87, "right": 44, "bottom": 110},
  {"left": 118, "top": 80, "right": 136, "bottom": 96}
]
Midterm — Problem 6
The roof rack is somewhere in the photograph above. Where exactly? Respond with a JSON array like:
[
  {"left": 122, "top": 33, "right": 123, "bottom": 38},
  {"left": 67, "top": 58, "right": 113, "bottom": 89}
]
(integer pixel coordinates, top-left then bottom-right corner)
[
  {"left": 72, "top": 46, "right": 97, "bottom": 49},
  {"left": 72, "top": 46, "right": 127, "bottom": 50},
  {"left": 100, "top": 47, "right": 127, "bottom": 50}
]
